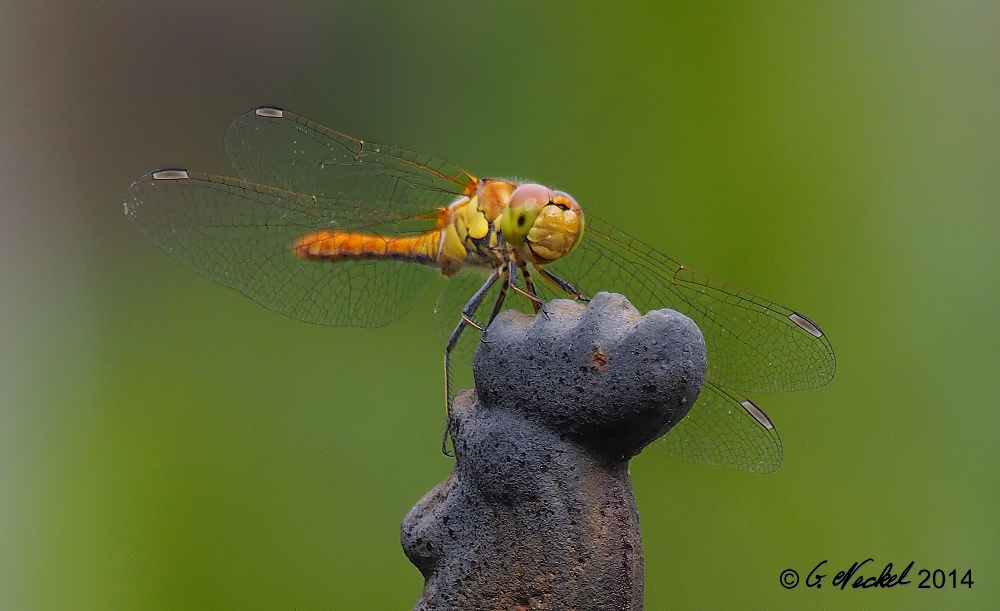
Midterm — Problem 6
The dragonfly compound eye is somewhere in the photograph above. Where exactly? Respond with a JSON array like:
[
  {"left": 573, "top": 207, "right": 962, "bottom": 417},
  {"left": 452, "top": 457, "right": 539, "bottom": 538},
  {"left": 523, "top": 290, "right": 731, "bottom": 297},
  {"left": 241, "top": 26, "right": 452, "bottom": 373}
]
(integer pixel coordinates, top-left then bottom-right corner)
[
  {"left": 501, "top": 183, "right": 551, "bottom": 246},
  {"left": 525, "top": 203, "right": 584, "bottom": 262}
]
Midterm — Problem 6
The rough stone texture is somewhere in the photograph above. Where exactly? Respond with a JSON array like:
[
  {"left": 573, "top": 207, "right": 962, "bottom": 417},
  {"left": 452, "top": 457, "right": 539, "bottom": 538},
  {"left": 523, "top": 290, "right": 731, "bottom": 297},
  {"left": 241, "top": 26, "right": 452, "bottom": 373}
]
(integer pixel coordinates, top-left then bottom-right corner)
[{"left": 401, "top": 292, "right": 707, "bottom": 611}]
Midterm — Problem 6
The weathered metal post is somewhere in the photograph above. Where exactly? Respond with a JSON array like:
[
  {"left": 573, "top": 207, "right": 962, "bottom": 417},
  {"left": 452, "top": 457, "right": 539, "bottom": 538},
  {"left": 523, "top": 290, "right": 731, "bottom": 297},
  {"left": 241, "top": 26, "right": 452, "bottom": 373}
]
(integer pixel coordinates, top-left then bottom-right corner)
[{"left": 401, "top": 293, "right": 707, "bottom": 611}]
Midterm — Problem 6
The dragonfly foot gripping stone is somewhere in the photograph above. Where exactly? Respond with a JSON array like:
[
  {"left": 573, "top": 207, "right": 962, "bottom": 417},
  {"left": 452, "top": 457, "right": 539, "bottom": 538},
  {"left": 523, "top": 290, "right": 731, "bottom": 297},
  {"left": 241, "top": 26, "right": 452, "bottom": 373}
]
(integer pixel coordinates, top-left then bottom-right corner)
[{"left": 401, "top": 292, "right": 706, "bottom": 611}]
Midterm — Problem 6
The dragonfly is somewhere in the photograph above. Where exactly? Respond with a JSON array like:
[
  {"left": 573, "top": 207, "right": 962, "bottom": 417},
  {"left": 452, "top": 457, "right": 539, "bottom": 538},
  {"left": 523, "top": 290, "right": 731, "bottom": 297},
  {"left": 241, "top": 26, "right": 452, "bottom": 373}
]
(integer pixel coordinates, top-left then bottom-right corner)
[{"left": 123, "top": 106, "right": 835, "bottom": 474}]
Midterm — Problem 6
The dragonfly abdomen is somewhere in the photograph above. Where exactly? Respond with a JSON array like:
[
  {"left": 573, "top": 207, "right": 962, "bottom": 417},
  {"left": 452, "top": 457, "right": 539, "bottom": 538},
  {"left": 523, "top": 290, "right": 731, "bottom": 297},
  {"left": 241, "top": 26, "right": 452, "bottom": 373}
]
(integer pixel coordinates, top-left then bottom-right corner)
[{"left": 292, "top": 229, "right": 441, "bottom": 266}]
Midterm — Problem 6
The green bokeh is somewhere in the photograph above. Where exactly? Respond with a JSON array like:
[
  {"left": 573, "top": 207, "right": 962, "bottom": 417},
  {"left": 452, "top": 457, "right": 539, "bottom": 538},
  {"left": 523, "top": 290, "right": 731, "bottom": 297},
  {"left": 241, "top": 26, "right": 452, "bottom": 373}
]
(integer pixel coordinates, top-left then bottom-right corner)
[{"left": 2, "top": 1, "right": 997, "bottom": 609}]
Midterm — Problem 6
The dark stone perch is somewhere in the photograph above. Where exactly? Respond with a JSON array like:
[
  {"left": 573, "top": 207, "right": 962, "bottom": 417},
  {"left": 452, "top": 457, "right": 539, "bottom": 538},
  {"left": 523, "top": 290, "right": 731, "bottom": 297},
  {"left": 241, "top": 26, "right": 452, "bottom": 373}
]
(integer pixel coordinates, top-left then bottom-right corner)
[{"left": 401, "top": 292, "right": 707, "bottom": 611}]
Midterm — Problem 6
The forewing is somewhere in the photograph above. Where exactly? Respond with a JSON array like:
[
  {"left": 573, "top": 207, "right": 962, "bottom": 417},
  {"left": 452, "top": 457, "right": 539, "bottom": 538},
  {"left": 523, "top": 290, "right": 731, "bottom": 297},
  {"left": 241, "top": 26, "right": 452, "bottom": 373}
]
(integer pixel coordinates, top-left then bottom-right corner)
[
  {"left": 224, "top": 107, "right": 476, "bottom": 220},
  {"left": 650, "top": 378, "right": 783, "bottom": 473},
  {"left": 124, "top": 170, "right": 437, "bottom": 327},
  {"left": 541, "top": 215, "right": 836, "bottom": 394}
]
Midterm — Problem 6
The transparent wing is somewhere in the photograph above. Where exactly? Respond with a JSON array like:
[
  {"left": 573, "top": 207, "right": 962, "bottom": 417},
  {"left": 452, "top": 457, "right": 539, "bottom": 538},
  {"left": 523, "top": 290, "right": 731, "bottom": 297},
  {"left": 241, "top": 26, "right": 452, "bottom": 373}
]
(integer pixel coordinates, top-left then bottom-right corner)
[
  {"left": 541, "top": 215, "right": 837, "bottom": 394},
  {"left": 224, "top": 107, "right": 477, "bottom": 216},
  {"left": 123, "top": 170, "right": 438, "bottom": 327},
  {"left": 650, "top": 378, "right": 782, "bottom": 473}
]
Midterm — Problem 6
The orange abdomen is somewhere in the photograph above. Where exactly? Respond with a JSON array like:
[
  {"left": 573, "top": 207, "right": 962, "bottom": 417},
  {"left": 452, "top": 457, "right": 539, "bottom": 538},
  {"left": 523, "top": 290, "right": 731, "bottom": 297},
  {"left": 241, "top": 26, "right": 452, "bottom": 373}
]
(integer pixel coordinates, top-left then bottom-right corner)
[{"left": 292, "top": 229, "right": 441, "bottom": 266}]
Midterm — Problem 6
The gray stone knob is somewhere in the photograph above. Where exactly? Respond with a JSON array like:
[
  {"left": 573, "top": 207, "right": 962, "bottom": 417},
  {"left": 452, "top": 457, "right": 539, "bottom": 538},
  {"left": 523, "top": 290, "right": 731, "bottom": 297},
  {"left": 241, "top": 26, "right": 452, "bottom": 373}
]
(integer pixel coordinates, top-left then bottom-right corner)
[{"left": 401, "top": 292, "right": 706, "bottom": 611}]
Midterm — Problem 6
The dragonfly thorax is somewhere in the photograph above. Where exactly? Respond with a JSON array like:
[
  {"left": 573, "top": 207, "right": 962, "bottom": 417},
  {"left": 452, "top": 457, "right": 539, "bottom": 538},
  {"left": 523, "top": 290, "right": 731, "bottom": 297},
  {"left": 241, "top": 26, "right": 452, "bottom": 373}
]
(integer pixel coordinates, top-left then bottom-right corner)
[{"left": 438, "top": 180, "right": 510, "bottom": 274}]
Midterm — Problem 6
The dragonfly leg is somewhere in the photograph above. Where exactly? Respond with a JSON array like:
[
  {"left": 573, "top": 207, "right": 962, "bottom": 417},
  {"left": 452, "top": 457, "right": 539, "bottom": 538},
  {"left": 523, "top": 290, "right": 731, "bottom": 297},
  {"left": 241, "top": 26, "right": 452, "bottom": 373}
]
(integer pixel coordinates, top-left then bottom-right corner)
[
  {"left": 514, "top": 261, "right": 544, "bottom": 314},
  {"left": 485, "top": 261, "right": 515, "bottom": 327},
  {"left": 537, "top": 266, "right": 588, "bottom": 301},
  {"left": 461, "top": 314, "right": 484, "bottom": 331},
  {"left": 442, "top": 265, "right": 504, "bottom": 455}
]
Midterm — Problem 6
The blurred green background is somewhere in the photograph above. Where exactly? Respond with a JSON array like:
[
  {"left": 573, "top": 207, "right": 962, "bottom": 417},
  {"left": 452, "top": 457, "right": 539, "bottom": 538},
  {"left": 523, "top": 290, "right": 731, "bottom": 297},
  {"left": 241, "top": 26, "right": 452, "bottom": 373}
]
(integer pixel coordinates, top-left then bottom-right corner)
[{"left": 2, "top": 1, "right": 997, "bottom": 609}]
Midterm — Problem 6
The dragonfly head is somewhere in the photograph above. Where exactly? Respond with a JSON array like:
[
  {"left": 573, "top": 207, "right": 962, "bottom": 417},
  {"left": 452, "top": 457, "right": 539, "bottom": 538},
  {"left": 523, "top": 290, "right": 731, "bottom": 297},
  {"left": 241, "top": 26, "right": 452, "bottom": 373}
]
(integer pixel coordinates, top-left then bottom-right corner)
[{"left": 501, "top": 183, "right": 585, "bottom": 264}]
